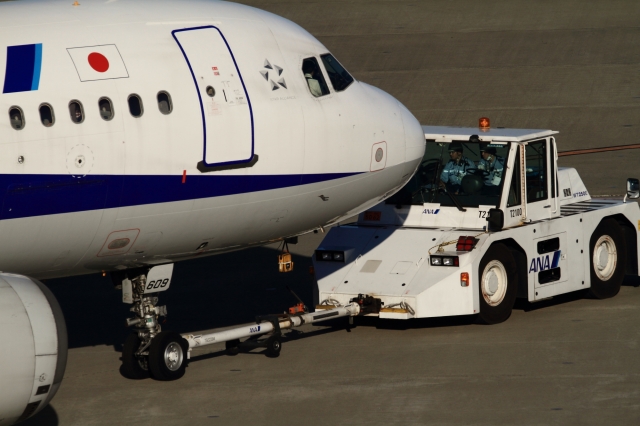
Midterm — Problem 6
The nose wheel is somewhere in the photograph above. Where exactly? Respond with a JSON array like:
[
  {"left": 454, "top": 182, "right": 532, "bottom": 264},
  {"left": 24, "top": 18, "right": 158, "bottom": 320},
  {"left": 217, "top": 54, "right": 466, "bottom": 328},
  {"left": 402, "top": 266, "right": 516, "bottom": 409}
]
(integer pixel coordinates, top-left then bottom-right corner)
[
  {"left": 148, "top": 331, "right": 189, "bottom": 381},
  {"left": 121, "top": 333, "right": 150, "bottom": 380}
]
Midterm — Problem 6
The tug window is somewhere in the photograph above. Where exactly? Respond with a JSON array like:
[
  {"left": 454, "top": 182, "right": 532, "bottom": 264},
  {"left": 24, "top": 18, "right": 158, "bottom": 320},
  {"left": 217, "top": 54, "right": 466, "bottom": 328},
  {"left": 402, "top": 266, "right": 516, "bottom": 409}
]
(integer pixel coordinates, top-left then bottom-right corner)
[
  {"left": 99, "top": 97, "right": 114, "bottom": 121},
  {"left": 507, "top": 147, "right": 521, "bottom": 207},
  {"left": 157, "top": 91, "right": 173, "bottom": 115},
  {"left": 69, "top": 101, "right": 84, "bottom": 123},
  {"left": 128, "top": 94, "right": 143, "bottom": 118},
  {"left": 39, "top": 104, "right": 55, "bottom": 127},
  {"left": 525, "top": 139, "right": 548, "bottom": 202},
  {"left": 320, "top": 54, "right": 354, "bottom": 92},
  {"left": 302, "top": 57, "right": 330, "bottom": 97},
  {"left": 9, "top": 107, "right": 25, "bottom": 130}
]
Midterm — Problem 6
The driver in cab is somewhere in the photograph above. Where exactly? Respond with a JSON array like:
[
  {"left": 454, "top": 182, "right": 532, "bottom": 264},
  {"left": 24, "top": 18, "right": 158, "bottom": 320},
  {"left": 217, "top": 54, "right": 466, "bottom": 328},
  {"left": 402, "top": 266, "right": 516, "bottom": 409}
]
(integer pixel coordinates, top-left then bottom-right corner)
[
  {"left": 478, "top": 143, "right": 505, "bottom": 186},
  {"left": 439, "top": 142, "right": 474, "bottom": 193}
]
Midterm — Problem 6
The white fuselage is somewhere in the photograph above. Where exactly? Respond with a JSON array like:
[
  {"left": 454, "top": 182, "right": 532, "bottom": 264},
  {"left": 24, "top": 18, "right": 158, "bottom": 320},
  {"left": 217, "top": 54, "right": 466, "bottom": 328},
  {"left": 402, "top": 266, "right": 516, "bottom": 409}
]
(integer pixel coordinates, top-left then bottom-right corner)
[{"left": 0, "top": 0, "right": 425, "bottom": 279}]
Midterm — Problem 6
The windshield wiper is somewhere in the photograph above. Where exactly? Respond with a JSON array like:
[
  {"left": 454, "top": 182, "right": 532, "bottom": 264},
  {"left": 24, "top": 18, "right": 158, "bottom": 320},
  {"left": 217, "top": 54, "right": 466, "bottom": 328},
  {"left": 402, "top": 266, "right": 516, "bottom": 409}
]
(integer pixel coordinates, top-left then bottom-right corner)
[{"left": 442, "top": 187, "right": 466, "bottom": 212}]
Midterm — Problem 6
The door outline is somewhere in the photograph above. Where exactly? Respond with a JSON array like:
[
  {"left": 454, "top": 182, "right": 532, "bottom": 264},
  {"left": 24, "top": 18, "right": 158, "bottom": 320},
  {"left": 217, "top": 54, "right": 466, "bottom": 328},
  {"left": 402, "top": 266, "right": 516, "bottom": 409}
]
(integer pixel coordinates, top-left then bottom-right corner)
[{"left": 172, "top": 26, "right": 258, "bottom": 172}]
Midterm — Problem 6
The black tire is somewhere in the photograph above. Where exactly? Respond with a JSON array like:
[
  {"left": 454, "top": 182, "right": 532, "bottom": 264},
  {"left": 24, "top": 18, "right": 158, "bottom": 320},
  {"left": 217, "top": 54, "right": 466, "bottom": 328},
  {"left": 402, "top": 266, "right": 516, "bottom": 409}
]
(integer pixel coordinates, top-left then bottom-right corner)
[
  {"left": 148, "top": 331, "right": 189, "bottom": 381},
  {"left": 478, "top": 243, "right": 518, "bottom": 324},
  {"left": 588, "top": 219, "right": 626, "bottom": 299},
  {"left": 264, "top": 336, "right": 282, "bottom": 358},
  {"left": 225, "top": 339, "right": 240, "bottom": 356},
  {"left": 121, "top": 333, "right": 149, "bottom": 380}
]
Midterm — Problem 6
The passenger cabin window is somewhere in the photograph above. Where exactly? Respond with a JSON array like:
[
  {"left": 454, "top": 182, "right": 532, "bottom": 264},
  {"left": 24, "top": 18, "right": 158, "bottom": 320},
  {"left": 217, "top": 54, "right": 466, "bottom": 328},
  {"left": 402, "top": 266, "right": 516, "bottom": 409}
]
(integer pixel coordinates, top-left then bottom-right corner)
[
  {"left": 206, "top": 86, "right": 215, "bottom": 97},
  {"left": 69, "top": 101, "right": 84, "bottom": 123},
  {"left": 9, "top": 107, "right": 24, "bottom": 130},
  {"left": 385, "top": 140, "right": 511, "bottom": 208},
  {"left": 39, "top": 103, "right": 55, "bottom": 127},
  {"left": 157, "top": 91, "right": 173, "bottom": 115},
  {"left": 99, "top": 97, "right": 114, "bottom": 121},
  {"left": 302, "top": 57, "right": 330, "bottom": 98},
  {"left": 128, "top": 94, "right": 143, "bottom": 118},
  {"left": 320, "top": 54, "right": 354, "bottom": 92},
  {"left": 525, "top": 139, "right": 548, "bottom": 202}
]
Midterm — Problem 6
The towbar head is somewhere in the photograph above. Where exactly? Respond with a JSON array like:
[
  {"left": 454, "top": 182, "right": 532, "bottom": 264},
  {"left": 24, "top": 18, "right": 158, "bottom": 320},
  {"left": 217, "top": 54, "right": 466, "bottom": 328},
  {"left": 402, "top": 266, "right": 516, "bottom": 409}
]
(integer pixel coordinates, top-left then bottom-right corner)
[{"left": 349, "top": 294, "right": 382, "bottom": 315}]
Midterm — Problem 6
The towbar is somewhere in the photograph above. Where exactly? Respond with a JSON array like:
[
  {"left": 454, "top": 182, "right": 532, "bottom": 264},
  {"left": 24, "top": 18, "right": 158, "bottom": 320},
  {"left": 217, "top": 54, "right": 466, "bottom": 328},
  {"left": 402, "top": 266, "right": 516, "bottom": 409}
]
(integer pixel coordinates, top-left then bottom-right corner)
[{"left": 182, "top": 303, "right": 360, "bottom": 350}]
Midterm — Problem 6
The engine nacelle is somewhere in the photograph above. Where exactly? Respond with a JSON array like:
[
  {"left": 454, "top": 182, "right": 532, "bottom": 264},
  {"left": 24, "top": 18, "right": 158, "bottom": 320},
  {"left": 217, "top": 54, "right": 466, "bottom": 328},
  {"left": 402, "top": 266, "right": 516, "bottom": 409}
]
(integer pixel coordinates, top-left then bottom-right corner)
[{"left": 0, "top": 273, "right": 67, "bottom": 425}]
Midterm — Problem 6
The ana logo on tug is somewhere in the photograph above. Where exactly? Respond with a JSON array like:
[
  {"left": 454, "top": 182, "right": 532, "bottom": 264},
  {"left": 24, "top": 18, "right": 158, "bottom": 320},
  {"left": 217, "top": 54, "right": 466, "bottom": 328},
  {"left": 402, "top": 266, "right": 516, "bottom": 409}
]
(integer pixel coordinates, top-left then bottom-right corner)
[
  {"left": 423, "top": 209, "right": 440, "bottom": 214},
  {"left": 529, "top": 250, "right": 561, "bottom": 273}
]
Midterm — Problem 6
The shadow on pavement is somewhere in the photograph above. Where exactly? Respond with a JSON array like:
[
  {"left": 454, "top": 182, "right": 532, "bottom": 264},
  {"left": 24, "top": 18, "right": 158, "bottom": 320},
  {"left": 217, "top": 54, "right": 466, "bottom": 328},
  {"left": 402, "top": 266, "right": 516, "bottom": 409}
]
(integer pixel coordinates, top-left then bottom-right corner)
[{"left": 20, "top": 404, "right": 58, "bottom": 426}]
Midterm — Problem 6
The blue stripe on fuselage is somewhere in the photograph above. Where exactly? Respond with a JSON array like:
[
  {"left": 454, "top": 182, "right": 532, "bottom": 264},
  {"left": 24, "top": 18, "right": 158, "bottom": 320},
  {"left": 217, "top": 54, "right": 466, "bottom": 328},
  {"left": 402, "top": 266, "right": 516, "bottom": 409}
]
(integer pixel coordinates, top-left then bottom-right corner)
[
  {"left": 31, "top": 43, "right": 42, "bottom": 91},
  {"left": 3, "top": 44, "right": 40, "bottom": 94},
  {"left": 0, "top": 172, "right": 360, "bottom": 220}
]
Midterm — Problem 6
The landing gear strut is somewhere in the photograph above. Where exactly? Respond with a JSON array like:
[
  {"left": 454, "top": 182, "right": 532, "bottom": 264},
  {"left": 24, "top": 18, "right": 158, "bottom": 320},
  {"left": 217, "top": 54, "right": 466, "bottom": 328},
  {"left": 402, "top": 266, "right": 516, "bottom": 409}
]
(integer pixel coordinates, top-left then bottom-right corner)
[{"left": 118, "top": 264, "right": 185, "bottom": 381}]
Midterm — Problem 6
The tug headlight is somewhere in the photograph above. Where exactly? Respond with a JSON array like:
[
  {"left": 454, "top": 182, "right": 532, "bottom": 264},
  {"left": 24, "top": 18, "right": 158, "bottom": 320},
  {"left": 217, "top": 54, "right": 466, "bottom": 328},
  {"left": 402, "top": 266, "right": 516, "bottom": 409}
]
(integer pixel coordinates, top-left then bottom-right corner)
[
  {"left": 316, "top": 250, "right": 346, "bottom": 263},
  {"left": 430, "top": 256, "right": 459, "bottom": 266}
]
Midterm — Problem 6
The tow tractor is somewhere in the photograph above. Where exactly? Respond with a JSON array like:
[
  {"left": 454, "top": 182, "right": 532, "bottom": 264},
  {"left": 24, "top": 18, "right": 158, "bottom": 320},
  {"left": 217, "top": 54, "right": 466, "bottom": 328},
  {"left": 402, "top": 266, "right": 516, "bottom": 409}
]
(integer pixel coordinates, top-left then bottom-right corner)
[{"left": 312, "top": 122, "right": 640, "bottom": 324}]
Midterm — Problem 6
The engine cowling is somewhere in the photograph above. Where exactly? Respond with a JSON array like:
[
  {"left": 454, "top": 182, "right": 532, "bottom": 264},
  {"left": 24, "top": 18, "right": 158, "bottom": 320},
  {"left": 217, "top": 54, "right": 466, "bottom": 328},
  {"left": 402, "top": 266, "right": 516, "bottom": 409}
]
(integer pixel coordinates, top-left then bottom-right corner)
[{"left": 0, "top": 273, "right": 67, "bottom": 425}]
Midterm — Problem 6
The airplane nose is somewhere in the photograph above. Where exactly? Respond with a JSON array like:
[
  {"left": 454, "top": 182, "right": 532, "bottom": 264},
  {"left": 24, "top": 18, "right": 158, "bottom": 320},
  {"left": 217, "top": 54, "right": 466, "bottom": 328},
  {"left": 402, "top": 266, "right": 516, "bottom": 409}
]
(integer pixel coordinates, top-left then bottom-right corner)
[
  {"left": 397, "top": 99, "right": 426, "bottom": 166},
  {"left": 357, "top": 82, "right": 425, "bottom": 174}
]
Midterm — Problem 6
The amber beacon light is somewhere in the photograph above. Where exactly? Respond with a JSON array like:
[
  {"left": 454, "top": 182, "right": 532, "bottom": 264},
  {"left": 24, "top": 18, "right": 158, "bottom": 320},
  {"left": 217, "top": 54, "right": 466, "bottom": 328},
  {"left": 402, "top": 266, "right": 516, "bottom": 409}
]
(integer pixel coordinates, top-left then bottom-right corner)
[{"left": 479, "top": 117, "right": 490, "bottom": 129}]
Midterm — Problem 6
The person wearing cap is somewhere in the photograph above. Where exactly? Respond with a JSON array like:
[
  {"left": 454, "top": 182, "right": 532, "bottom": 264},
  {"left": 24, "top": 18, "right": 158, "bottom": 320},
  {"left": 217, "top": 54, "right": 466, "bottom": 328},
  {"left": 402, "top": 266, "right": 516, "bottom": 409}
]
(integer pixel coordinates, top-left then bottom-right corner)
[
  {"left": 440, "top": 142, "right": 474, "bottom": 193},
  {"left": 478, "top": 143, "right": 505, "bottom": 186}
]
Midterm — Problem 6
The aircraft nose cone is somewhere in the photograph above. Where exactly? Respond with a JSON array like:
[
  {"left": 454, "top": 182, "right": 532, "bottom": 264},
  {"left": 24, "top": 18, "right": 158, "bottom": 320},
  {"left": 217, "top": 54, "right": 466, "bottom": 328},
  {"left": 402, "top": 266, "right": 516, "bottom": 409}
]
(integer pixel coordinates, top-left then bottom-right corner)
[
  {"left": 357, "top": 82, "right": 425, "bottom": 168},
  {"left": 397, "top": 100, "right": 426, "bottom": 164}
]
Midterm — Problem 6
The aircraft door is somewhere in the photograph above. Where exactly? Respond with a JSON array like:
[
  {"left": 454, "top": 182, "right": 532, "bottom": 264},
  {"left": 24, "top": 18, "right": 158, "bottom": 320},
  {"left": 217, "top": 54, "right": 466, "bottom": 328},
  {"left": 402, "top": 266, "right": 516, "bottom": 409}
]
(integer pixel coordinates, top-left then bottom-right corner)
[{"left": 172, "top": 26, "right": 257, "bottom": 172}]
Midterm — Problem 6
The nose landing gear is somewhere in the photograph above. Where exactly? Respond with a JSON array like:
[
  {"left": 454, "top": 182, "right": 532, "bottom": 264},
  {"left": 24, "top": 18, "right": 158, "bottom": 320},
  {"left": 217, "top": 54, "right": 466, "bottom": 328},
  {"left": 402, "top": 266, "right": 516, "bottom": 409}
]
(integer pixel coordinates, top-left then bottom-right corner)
[{"left": 117, "top": 264, "right": 182, "bottom": 381}]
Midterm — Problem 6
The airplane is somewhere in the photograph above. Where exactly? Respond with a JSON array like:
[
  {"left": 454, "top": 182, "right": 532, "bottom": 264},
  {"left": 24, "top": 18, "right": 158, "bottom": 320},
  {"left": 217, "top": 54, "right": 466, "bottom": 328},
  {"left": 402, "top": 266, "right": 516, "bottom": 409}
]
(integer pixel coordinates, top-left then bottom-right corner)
[{"left": 0, "top": 0, "right": 425, "bottom": 423}]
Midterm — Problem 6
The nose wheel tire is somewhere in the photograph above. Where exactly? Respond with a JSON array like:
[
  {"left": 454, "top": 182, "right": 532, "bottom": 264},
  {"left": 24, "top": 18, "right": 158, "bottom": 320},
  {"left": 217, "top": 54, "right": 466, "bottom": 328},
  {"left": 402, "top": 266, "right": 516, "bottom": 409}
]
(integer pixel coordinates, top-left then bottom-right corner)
[
  {"left": 478, "top": 243, "right": 518, "bottom": 324},
  {"left": 121, "top": 333, "right": 150, "bottom": 380},
  {"left": 588, "top": 219, "right": 626, "bottom": 299},
  {"left": 265, "top": 336, "right": 282, "bottom": 358},
  {"left": 148, "top": 331, "right": 189, "bottom": 381}
]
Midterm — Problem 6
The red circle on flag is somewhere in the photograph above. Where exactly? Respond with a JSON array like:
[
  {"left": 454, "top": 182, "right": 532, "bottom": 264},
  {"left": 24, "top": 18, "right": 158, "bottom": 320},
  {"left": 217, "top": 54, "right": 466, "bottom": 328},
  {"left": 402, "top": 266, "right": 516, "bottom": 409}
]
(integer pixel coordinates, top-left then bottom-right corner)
[{"left": 88, "top": 52, "right": 109, "bottom": 73}]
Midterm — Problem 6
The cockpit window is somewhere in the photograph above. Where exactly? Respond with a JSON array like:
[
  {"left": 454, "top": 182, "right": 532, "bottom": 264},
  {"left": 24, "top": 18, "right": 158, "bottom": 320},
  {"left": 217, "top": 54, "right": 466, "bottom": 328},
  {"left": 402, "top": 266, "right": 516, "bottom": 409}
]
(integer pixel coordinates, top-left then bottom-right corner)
[
  {"left": 386, "top": 140, "right": 512, "bottom": 208},
  {"left": 320, "top": 54, "right": 354, "bottom": 92},
  {"left": 302, "top": 57, "right": 330, "bottom": 98}
]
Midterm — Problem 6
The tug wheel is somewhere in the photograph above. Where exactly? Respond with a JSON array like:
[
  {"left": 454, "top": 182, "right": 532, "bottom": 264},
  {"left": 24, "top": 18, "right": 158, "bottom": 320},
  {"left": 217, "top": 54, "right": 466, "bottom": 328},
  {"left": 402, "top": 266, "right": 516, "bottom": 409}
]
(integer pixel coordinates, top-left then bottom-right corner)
[
  {"left": 265, "top": 336, "right": 282, "bottom": 358},
  {"left": 478, "top": 244, "right": 518, "bottom": 324},
  {"left": 588, "top": 219, "right": 626, "bottom": 299},
  {"left": 148, "top": 331, "right": 189, "bottom": 381},
  {"left": 226, "top": 339, "right": 241, "bottom": 356},
  {"left": 121, "top": 333, "right": 149, "bottom": 380}
]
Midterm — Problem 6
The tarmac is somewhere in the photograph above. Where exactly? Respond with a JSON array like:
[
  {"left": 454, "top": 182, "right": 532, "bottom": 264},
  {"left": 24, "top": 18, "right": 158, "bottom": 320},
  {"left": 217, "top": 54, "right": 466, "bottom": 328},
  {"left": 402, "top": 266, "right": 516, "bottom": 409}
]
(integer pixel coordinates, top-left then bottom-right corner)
[{"left": 21, "top": 0, "right": 640, "bottom": 425}]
